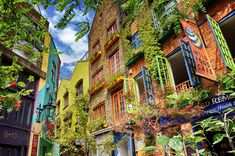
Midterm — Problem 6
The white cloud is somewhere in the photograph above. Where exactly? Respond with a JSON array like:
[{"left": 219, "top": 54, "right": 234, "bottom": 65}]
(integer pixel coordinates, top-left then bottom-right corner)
[{"left": 40, "top": 7, "right": 91, "bottom": 78}]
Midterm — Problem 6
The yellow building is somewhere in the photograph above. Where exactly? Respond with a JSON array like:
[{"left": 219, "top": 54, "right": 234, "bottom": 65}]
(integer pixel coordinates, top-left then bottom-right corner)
[{"left": 55, "top": 59, "right": 89, "bottom": 129}]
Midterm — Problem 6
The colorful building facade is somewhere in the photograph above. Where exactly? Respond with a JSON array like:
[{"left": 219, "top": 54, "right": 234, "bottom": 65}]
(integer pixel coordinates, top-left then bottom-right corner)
[
  {"left": 28, "top": 34, "right": 61, "bottom": 156},
  {"left": 0, "top": 5, "right": 51, "bottom": 156},
  {"left": 88, "top": 0, "right": 235, "bottom": 155},
  {"left": 55, "top": 57, "right": 89, "bottom": 155}
]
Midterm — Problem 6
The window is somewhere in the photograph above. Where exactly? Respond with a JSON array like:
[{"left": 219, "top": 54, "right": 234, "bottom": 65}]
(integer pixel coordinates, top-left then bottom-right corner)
[
  {"left": 107, "top": 22, "right": 117, "bottom": 37},
  {"left": 152, "top": 0, "right": 177, "bottom": 29},
  {"left": 76, "top": 80, "right": 83, "bottom": 96},
  {"left": 92, "top": 68, "right": 104, "bottom": 86},
  {"left": 131, "top": 32, "right": 142, "bottom": 49},
  {"left": 92, "top": 102, "right": 105, "bottom": 120},
  {"left": 112, "top": 89, "right": 124, "bottom": 125},
  {"left": 93, "top": 41, "right": 100, "bottom": 53},
  {"left": 207, "top": 14, "right": 235, "bottom": 69},
  {"left": 51, "top": 61, "right": 56, "bottom": 83},
  {"left": 63, "top": 92, "right": 69, "bottom": 109},
  {"left": 109, "top": 50, "right": 121, "bottom": 75},
  {"left": 56, "top": 101, "right": 60, "bottom": 116}
]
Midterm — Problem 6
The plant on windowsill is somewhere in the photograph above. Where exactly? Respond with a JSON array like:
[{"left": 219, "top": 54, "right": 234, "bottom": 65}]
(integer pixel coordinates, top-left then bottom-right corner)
[
  {"left": 104, "top": 32, "right": 120, "bottom": 51},
  {"left": 89, "top": 79, "right": 106, "bottom": 95},
  {"left": 89, "top": 50, "right": 102, "bottom": 64},
  {"left": 90, "top": 115, "right": 108, "bottom": 132},
  {"left": 106, "top": 71, "right": 124, "bottom": 90},
  {"left": 164, "top": 88, "right": 214, "bottom": 119}
]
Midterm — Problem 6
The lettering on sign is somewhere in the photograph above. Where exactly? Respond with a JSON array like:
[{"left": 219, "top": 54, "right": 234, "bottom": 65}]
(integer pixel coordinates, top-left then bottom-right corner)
[{"left": 3, "top": 130, "right": 18, "bottom": 139}]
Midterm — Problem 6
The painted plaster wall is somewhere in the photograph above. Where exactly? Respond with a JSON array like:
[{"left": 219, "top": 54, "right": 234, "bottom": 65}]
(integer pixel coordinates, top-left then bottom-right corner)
[{"left": 56, "top": 60, "right": 89, "bottom": 128}]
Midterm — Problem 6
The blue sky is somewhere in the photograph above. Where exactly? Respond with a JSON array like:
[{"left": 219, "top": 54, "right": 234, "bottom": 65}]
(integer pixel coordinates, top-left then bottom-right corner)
[{"left": 39, "top": 5, "right": 94, "bottom": 80}]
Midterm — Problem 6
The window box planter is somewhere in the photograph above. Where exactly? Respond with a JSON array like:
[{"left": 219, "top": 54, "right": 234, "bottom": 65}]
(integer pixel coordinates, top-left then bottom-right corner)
[
  {"left": 89, "top": 51, "right": 102, "bottom": 64},
  {"left": 89, "top": 81, "right": 106, "bottom": 95},
  {"left": 104, "top": 34, "right": 120, "bottom": 51},
  {"left": 107, "top": 76, "right": 124, "bottom": 90},
  {"left": 91, "top": 116, "right": 108, "bottom": 132}
]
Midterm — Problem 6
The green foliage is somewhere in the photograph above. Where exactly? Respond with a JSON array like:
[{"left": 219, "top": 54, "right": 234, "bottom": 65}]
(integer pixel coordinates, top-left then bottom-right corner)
[
  {"left": 137, "top": 6, "right": 163, "bottom": 81},
  {"left": 0, "top": 1, "right": 47, "bottom": 62},
  {"left": 194, "top": 108, "right": 235, "bottom": 154},
  {"left": 220, "top": 69, "right": 235, "bottom": 97},
  {"left": 55, "top": 94, "right": 100, "bottom": 155},
  {"left": 107, "top": 71, "right": 124, "bottom": 86},
  {"left": 166, "top": 89, "right": 213, "bottom": 108},
  {"left": 0, "top": 56, "right": 34, "bottom": 113}
]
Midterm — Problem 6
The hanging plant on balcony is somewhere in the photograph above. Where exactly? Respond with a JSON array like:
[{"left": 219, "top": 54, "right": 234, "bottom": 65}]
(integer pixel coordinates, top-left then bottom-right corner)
[
  {"left": 106, "top": 71, "right": 124, "bottom": 90},
  {"left": 0, "top": 56, "right": 34, "bottom": 115},
  {"left": 89, "top": 78, "right": 106, "bottom": 95},
  {"left": 104, "top": 32, "right": 120, "bottom": 51},
  {"left": 89, "top": 50, "right": 102, "bottom": 64}
]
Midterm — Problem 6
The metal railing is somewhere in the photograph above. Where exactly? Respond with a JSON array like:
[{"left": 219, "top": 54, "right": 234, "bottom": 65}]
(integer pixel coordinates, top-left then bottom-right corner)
[
  {"left": 175, "top": 80, "right": 192, "bottom": 92},
  {"left": 80, "top": 51, "right": 89, "bottom": 61}
]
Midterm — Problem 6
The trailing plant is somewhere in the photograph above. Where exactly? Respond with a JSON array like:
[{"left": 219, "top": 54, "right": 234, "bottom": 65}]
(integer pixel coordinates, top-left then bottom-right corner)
[
  {"left": 166, "top": 89, "right": 213, "bottom": 108},
  {"left": 104, "top": 32, "right": 120, "bottom": 48},
  {"left": 136, "top": 5, "right": 163, "bottom": 81},
  {"left": 107, "top": 71, "right": 124, "bottom": 86}
]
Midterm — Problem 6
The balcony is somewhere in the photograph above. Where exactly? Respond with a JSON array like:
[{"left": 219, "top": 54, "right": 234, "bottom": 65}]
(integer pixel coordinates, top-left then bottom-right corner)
[
  {"left": 175, "top": 80, "right": 192, "bottom": 92},
  {"left": 89, "top": 50, "right": 102, "bottom": 64},
  {"left": 104, "top": 33, "right": 120, "bottom": 52}
]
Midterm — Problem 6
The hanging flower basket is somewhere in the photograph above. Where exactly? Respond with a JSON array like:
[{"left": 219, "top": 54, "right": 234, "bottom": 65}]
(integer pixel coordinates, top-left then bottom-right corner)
[
  {"left": 89, "top": 51, "right": 102, "bottom": 64},
  {"left": 89, "top": 81, "right": 106, "bottom": 95},
  {"left": 104, "top": 34, "right": 120, "bottom": 51},
  {"left": 107, "top": 76, "right": 124, "bottom": 90}
]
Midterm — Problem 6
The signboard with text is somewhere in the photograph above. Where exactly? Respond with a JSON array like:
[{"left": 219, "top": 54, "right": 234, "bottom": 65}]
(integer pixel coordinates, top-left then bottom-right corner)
[
  {"left": 31, "top": 134, "right": 39, "bottom": 156},
  {"left": 180, "top": 19, "right": 216, "bottom": 81}
]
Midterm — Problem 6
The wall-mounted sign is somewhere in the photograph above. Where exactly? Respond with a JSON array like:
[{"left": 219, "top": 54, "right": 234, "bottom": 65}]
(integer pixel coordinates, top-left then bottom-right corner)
[
  {"left": 0, "top": 126, "right": 29, "bottom": 146},
  {"left": 180, "top": 19, "right": 216, "bottom": 81},
  {"left": 31, "top": 134, "right": 39, "bottom": 156},
  {"left": 136, "top": 139, "right": 144, "bottom": 151}
]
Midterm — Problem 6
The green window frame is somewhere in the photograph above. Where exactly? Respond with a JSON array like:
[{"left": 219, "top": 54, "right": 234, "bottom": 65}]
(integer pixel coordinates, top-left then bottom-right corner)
[
  {"left": 123, "top": 78, "right": 139, "bottom": 114},
  {"left": 206, "top": 14, "right": 235, "bottom": 70},
  {"left": 156, "top": 55, "right": 173, "bottom": 89}
]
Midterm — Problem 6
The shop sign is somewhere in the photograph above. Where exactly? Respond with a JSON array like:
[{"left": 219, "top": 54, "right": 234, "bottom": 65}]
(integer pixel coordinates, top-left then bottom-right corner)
[
  {"left": 180, "top": 19, "right": 216, "bottom": 81},
  {"left": 203, "top": 95, "right": 235, "bottom": 115},
  {"left": 0, "top": 126, "right": 29, "bottom": 146},
  {"left": 31, "top": 134, "right": 39, "bottom": 156}
]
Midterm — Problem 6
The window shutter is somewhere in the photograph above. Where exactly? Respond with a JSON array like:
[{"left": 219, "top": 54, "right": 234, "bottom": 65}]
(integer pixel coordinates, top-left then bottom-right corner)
[
  {"left": 141, "top": 66, "right": 155, "bottom": 105},
  {"left": 179, "top": 39, "right": 200, "bottom": 86},
  {"left": 156, "top": 55, "right": 173, "bottom": 88},
  {"left": 206, "top": 15, "right": 235, "bottom": 70},
  {"left": 123, "top": 78, "right": 138, "bottom": 114}
]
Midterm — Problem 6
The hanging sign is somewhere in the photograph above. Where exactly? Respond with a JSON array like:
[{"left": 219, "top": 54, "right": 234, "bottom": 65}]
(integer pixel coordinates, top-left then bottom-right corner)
[{"left": 180, "top": 19, "right": 216, "bottom": 81}]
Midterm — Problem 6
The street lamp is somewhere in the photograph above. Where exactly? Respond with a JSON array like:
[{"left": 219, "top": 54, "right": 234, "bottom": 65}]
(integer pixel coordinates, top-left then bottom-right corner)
[
  {"left": 43, "top": 100, "right": 56, "bottom": 120},
  {"left": 36, "top": 105, "right": 43, "bottom": 123}
]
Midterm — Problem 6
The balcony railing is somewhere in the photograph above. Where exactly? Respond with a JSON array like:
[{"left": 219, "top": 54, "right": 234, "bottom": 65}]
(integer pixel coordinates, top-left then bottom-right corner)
[{"left": 175, "top": 80, "right": 192, "bottom": 92}]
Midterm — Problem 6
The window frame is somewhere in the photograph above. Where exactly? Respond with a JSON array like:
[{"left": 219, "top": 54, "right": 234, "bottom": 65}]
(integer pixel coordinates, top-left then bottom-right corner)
[
  {"left": 107, "top": 21, "right": 117, "bottom": 37},
  {"left": 92, "top": 67, "right": 104, "bottom": 86},
  {"left": 112, "top": 89, "right": 125, "bottom": 125},
  {"left": 93, "top": 40, "right": 101, "bottom": 53},
  {"left": 63, "top": 92, "right": 69, "bottom": 109},
  {"left": 92, "top": 102, "right": 106, "bottom": 120},
  {"left": 56, "top": 100, "right": 60, "bottom": 116},
  {"left": 109, "top": 49, "right": 121, "bottom": 76},
  {"left": 76, "top": 80, "right": 83, "bottom": 96}
]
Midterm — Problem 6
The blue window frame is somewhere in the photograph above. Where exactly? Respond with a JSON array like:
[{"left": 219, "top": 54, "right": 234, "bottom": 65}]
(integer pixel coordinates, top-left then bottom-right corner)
[
  {"left": 142, "top": 66, "right": 155, "bottom": 105},
  {"left": 179, "top": 39, "right": 200, "bottom": 86},
  {"left": 131, "top": 32, "right": 142, "bottom": 49}
]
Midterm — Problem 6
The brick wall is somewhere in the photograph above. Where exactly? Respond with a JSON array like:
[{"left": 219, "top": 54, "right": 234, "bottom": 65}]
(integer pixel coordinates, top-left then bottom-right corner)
[{"left": 89, "top": 0, "right": 123, "bottom": 126}]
